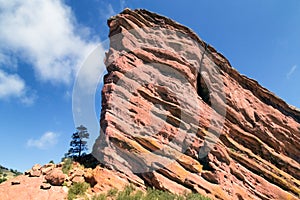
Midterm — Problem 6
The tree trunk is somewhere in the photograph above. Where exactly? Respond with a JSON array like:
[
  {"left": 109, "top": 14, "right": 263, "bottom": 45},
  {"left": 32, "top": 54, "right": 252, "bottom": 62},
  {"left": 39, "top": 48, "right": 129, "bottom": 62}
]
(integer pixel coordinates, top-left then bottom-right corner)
[{"left": 79, "top": 139, "right": 82, "bottom": 158}]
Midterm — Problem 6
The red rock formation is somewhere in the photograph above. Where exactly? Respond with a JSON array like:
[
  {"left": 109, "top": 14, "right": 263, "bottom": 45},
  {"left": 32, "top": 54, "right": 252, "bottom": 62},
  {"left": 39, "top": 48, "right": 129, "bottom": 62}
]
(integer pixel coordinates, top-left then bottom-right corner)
[{"left": 93, "top": 9, "right": 300, "bottom": 200}]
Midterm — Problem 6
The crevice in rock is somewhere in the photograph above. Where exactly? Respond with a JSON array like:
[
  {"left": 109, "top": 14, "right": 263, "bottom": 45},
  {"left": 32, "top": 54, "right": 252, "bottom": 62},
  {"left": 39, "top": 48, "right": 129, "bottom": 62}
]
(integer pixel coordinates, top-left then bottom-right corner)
[
  {"left": 197, "top": 45, "right": 211, "bottom": 106},
  {"left": 197, "top": 74, "right": 211, "bottom": 106},
  {"left": 198, "top": 155, "right": 213, "bottom": 171}
]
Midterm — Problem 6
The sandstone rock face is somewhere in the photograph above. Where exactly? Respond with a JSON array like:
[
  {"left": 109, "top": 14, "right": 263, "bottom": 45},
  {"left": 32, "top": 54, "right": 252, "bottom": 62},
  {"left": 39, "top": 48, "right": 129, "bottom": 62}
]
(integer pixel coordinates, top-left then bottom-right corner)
[{"left": 94, "top": 9, "right": 300, "bottom": 200}]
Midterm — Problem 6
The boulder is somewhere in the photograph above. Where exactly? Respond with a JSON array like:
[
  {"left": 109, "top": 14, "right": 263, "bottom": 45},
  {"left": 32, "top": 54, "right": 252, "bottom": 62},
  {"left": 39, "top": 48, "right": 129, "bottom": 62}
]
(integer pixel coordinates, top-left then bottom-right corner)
[
  {"left": 45, "top": 168, "right": 66, "bottom": 186},
  {"left": 84, "top": 168, "right": 97, "bottom": 187},
  {"left": 70, "top": 169, "right": 84, "bottom": 178},
  {"left": 41, "top": 167, "right": 53, "bottom": 175},
  {"left": 29, "top": 170, "right": 41, "bottom": 177},
  {"left": 31, "top": 164, "right": 42, "bottom": 171},
  {"left": 71, "top": 176, "right": 85, "bottom": 183}
]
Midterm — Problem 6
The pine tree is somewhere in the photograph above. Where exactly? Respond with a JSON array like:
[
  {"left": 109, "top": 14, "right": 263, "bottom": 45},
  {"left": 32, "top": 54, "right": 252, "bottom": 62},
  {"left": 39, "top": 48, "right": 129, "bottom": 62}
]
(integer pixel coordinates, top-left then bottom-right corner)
[{"left": 65, "top": 125, "right": 89, "bottom": 159}]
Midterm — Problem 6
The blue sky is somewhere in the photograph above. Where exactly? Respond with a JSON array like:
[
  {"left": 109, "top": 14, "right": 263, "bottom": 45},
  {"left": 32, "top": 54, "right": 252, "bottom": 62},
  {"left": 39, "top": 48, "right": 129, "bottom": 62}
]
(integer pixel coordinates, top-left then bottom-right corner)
[{"left": 0, "top": 0, "right": 299, "bottom": 172}]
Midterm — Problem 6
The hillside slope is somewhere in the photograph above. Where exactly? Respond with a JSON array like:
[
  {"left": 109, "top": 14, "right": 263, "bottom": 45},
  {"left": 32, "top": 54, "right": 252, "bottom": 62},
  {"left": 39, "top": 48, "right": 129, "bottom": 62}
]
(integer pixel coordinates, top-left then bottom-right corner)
[{"left": 0, "top": 165, "right": 22, "bottom": 183}]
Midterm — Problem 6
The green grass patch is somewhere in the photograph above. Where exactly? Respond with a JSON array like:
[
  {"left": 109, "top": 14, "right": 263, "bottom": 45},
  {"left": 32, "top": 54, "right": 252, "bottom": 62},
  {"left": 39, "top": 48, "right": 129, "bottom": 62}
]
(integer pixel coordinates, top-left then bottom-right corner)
[
  {"left": 107, "top": 188, "right": 119, "bottom": 197},
  {"left": 67, "top": 182, "right": 90, "bottom": 200},
  {"left": 62, "top": 158, "right": 73, "bottom": 175},
  {"left": 91, "top": 185, "right": 211, "bottom": 200},
  {"left": 92, "top": 194, "right": 106, "bottom": 200},
  {"left": 185, "top": 192, "right": 211, "bottom": 200}
]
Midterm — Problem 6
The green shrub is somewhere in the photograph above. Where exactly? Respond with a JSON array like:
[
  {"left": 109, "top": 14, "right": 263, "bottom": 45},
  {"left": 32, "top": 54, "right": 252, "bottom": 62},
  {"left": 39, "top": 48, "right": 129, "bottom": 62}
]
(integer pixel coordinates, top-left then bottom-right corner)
[
  {"left": 0, "top": 178, "right": 7, "bottom": 184},
  {"left": 116, "top": 184, "right": 136, "bottom": 200},
  {"left": 134, "top": 190, "right": 144, "bottom": 199},
  {"left": 185, "top": 193, "right": 211, "bottom": 200},
  {"left": 49, "top": 160, "right": 55, "bottom": 164},
  {"left": 90, "top": 185, "right": 211, "bottom": 200},
  {"left": 68, "top": 182, "right": 90, "bottom": 200},
  {"left": 62, "top": 158, "right": 73, "bottom": 174},
  {"left": 107, "top": 188, "right": 118, "bottom": 197},
  {"left": 92, "top": 194, "right": 106, "bottom": 200},
  {"left": 144, "top": 187, "right": 178, "bottom": 200}
]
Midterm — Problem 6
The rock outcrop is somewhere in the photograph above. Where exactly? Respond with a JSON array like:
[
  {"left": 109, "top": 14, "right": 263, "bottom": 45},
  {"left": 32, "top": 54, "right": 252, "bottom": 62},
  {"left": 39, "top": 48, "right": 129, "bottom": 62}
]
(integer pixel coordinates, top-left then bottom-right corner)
[
  {"left": 0, "top": 163, "right": 69, "bottom": 200},
  {"left": 0, "top": 161, "right": 138, "bottom": 199},
  {"left": 93, "top": 9, "right": 300, "bottom": 200},
  {"left": 0, "top": 175, "right": 67, "bottom": 200}
]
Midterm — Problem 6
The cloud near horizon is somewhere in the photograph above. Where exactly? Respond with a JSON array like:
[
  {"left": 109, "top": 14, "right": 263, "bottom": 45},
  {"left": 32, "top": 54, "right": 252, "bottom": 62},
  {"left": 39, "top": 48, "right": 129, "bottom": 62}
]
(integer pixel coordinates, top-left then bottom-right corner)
[{"left": 27, "top": 132, "right": 59, "bottom": 150}]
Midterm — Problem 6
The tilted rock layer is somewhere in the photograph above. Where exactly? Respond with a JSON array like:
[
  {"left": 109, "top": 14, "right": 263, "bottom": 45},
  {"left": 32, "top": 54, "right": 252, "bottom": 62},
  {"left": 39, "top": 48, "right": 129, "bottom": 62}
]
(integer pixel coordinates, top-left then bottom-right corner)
[{"left": 94, "top": 9, "right": 300, "bottom": 200}]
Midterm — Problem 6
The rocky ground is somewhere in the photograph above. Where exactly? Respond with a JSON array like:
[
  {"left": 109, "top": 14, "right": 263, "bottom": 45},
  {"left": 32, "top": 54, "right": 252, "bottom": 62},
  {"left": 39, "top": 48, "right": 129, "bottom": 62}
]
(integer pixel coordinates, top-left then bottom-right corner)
[{"left": 0, "top": 160, "right": 142, "bottom": 200}]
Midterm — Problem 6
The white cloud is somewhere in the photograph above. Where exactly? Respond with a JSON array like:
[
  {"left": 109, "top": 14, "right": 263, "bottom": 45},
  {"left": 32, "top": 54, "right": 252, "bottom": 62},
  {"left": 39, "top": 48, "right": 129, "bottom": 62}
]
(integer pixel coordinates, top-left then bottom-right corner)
[
  {"left": 0, "top": 52, "right": 18, "bottom": 70},
  {"left": 0, "top": 0, "right": 98, "bottom": 84},
  {"left": 27, "top": 131, "right": 59, "bottom": 149},
  {"left": 20, "top": 92, "right": 37, "bottom": 106},
  {"left": 286, "top": 65, "right": 297, "bottom": 79},
  {"left": 0, "top": 69, "right": 25, "bottom": 98},
  {"left": 0, "top": 69, "right": 36, "bottom": 104}
]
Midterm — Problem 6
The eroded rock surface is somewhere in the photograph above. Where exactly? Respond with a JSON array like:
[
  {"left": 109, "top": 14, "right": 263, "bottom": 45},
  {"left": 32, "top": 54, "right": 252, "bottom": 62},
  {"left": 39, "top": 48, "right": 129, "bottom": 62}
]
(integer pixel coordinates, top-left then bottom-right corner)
[{"left": 94, "top": 9, "right": 300, "bottom": 200}]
